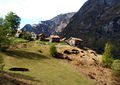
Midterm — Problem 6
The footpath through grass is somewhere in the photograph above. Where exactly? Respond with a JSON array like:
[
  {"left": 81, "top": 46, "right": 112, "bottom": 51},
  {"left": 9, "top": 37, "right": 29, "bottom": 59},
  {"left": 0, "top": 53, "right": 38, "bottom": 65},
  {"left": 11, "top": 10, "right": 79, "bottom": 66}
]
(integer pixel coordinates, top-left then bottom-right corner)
[{"left": 3, "top": 43, "right": 97, "bottom": 85}]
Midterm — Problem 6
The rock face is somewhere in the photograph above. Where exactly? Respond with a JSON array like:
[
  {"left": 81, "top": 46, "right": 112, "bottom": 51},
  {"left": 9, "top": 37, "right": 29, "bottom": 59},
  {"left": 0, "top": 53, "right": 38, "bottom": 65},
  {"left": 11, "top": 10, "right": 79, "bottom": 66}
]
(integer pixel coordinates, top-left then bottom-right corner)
[
  {"left": 60, "top": 0, "right": 120, "bottom": 54},
  {"left": 21, "top": 12, "right": 75, "bottom": 36}
]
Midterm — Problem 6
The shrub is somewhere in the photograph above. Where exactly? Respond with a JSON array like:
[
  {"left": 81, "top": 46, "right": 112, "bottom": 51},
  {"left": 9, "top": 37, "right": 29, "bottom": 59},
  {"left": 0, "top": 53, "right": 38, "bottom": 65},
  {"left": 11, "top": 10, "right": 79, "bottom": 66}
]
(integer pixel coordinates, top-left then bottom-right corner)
[
  {"left": 102, "top": 42, "right": 114, "bottom": 68},
  {"left": 49, "top": 43, "right": 57, "bottom": 57},
  {"left": 22, "top": 32, "right": 32, "bottom": 41},
  {"left": 111, "top": 60, "right": 120, "bottom": 79},
  {"left": 112, "top": 60, "right": 120, "bottom": 71}
]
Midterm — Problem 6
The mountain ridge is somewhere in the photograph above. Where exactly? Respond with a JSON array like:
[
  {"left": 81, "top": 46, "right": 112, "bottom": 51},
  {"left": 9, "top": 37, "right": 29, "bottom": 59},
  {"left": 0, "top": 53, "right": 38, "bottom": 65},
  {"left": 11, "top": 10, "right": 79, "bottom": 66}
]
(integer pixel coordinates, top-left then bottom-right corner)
[
  {"left": 60, "top": 0, "right": 120, "bottom": 54},
  {"left": 21, "top": 12, "right": 75, "bottom": 36}
]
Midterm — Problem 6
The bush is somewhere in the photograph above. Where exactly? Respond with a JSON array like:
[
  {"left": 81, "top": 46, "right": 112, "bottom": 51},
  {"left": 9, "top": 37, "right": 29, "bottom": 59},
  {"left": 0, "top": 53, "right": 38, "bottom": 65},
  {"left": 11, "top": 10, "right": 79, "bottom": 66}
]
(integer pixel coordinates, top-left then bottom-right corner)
[
  {"left": 111, "top": 60, "right": 120, "bottom": 80},
  {"left": 22, "top": 32, "right": 32, "bottom": 41},
  {"left": 49, "top": 43, "right": 57, "bottom": 57},
  {"left": 112, "top": 60, "right": 120, "bottom": 71},
  {"left": 102, "top": 42, "right": 114, "bottom": 68}
]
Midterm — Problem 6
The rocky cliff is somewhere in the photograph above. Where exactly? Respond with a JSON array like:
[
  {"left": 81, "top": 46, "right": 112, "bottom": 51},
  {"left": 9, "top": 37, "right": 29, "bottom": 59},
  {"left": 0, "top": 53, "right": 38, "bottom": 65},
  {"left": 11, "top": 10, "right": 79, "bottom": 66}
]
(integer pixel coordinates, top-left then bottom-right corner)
[
  {"left": 60, "top": 0, "right": 120, "bottom": 54},
  {"left": 21, "top": 12, "right": 75, "bottom": 36}
]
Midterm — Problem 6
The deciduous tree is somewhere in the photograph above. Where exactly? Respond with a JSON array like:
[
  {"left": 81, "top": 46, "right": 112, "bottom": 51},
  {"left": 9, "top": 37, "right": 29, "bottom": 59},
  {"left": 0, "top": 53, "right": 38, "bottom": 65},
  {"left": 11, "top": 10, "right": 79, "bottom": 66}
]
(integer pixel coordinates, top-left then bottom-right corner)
[{"left": 4, "top": 11, "right": 21, "bottom": 35}]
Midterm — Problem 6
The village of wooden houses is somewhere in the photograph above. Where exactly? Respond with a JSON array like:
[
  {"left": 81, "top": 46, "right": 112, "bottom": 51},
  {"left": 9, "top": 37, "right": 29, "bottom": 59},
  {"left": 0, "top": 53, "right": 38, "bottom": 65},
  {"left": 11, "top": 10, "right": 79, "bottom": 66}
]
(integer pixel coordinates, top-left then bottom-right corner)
[{"left": 15, "top": 30, "right": 83, "bottom": 46}]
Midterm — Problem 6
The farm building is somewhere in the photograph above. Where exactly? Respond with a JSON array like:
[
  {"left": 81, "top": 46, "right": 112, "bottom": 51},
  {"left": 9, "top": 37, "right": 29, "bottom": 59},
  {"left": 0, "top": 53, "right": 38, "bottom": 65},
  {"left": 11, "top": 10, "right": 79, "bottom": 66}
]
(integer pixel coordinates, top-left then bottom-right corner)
[
  {"left": 49, "top": 35, "right": 60, "bottom": 43},
  {"left": 15, "top": 30, "right": 22, "bottom": 38},
  {"left": 60, "top": 38, "right": 66, "bottom": 42},
  {"left": 66, "top": 37, "right": 83, "bottom": 47},
  {"left": 31, "top": 32, "right": 37, "bottom": 40},
  {"left": 37, "top": 33, "right": 46, "bottom": 41}
]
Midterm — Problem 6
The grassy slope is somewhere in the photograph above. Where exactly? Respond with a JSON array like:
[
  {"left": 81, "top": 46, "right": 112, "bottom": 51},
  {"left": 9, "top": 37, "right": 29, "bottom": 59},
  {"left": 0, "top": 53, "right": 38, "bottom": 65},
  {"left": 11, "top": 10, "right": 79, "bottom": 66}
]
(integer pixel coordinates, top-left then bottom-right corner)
[
  {"left": 2, "top": 43, "right": 97, "bottom": 85},
  {"left": 13, "top": 38, "right": 28, "bottom": 42}
]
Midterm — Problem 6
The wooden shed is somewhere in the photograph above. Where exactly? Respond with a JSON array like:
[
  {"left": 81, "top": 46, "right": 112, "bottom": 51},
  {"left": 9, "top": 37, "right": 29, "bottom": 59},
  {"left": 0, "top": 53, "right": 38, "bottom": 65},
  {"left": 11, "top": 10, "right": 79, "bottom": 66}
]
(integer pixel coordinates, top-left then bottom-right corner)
[
  {"left": 66, "top": 37, "right": 83, "bottom": 47},
  {"left": 49, "top": 35, "right": 60, "bottom": 43},
  {"left": 37, "top": 33, "right": 46, "bottom": 41}
]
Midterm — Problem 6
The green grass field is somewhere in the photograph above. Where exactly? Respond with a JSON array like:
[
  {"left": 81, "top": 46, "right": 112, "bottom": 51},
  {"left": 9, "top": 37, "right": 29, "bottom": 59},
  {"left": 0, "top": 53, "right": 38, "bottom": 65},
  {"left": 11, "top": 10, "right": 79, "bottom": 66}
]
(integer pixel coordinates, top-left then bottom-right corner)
[
  {"left": 13, "top": 38, "right": 28, "bottom": 42},
  {"left": 2, "top": 42, "right": 97, "bottom": 85}
]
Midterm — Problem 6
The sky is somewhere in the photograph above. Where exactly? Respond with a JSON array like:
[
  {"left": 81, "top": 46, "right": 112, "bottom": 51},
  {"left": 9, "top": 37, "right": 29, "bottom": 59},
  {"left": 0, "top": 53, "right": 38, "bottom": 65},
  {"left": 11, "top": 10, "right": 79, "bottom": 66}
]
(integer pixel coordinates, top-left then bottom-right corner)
[{"left": 0, "top": 0, "right": 87, "bottom": 28}]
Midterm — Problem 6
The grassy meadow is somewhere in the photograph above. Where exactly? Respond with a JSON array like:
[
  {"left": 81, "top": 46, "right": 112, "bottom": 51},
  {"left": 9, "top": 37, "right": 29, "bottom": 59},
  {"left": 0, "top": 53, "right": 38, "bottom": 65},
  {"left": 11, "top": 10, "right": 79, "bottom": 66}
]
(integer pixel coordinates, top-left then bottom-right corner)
[{"left": 1, "top": 40, "right": 97, "bottom": 85}]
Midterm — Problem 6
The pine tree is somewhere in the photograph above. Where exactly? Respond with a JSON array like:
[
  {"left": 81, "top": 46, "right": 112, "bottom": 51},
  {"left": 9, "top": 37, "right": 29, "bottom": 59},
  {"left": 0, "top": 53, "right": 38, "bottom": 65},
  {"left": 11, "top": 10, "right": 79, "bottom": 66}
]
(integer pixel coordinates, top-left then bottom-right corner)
[{"left": 102, "top": 42, "right": 113, "bottom": 68}]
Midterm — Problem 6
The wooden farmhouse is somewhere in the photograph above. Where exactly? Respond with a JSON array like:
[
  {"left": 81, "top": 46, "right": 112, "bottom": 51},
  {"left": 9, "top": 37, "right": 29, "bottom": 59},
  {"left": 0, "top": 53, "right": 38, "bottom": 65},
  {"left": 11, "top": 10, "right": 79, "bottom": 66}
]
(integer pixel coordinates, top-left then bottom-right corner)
[
  {"left": 37, "top": 33, "right": 46, "bottom": 41},
  {"left": 49, "top": 35, "right": 60, "bottom": 43},
  {"left": 66, "top": 37, "right": 83, "bottom": 47}
]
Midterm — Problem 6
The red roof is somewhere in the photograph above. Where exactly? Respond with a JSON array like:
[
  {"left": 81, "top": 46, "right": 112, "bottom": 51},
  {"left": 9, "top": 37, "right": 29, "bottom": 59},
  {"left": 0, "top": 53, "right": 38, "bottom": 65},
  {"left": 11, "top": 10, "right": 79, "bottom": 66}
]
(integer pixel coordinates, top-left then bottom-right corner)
[
  {"left": 69, "top": 37, "right": 83, "bottom": 42},
  {"left": 38, "top": 33, "right": 45, "bottom": 37},
  {"left": 50, "top": 35, "right": 60, "bottom": 38}
]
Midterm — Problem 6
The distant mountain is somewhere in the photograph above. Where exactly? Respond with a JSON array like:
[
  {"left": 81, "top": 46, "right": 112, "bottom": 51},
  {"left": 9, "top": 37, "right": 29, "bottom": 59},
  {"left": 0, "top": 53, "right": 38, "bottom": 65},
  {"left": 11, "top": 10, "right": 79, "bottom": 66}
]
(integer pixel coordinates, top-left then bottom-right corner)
[
  {"left": 21, "top": 12, "right": 75, "bottom": 36},
  {"left": 60, "top": 0, "right": 120, "bottom": 54}
]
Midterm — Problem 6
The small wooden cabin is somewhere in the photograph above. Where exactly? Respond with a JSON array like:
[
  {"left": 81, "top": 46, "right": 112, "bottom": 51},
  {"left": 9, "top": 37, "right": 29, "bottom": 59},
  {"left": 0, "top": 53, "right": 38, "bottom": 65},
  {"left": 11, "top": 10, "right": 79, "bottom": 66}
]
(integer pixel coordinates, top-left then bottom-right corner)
[
  {"left": 66, "top": 37, "right": 83, "bottom": 47},
  {"left": 37, "top": 33, "right": 46, "bottom": 41},
  {"left": 49, "top": 35, "right": 60, "bottom": 43}
]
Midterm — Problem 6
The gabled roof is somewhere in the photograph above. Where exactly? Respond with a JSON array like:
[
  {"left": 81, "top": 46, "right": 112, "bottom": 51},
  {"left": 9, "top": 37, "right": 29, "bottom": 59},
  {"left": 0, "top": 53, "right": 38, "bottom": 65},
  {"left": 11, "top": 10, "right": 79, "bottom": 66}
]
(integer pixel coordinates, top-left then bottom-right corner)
[
  {"left": 38, "top": 33, "right": 45, "bottom": 37},
  {"left": 68, "top": 37, "right": 83, "bottom": 42},
  {"left": 60, "top": 38, "right": 66, "bottom": 42},
  {"left": 50, "top": 35, "right": 60, "bottom": 38}
]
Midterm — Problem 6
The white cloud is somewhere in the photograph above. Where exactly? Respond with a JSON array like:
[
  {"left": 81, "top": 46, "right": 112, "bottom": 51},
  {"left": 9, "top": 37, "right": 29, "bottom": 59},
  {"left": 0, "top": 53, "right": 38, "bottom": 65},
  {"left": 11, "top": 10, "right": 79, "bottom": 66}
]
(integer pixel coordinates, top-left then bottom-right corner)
[{"left": 0, "top": 0, "right": 87, "bottom": 27}]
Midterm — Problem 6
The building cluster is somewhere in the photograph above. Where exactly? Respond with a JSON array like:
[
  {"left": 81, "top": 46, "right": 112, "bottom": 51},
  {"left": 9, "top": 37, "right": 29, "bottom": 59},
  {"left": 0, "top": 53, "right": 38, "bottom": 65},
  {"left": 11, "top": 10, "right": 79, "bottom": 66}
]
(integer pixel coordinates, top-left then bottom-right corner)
[{"left": 15, "top": 30, "right": 83, "bottom": 47}]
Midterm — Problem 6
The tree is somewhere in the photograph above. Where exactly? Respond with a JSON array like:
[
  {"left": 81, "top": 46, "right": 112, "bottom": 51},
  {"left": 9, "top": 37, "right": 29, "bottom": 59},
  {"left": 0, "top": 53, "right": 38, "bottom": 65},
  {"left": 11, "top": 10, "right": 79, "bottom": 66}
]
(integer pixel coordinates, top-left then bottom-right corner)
[
  {"left": 4, "top": 12, "right": 21, "bottom": 35},
  {"left": 0, "top": 18, "right": 12, "bottom": 50},
  {"left": 102, "top": 42, "right": 113, "bottom": 68}
]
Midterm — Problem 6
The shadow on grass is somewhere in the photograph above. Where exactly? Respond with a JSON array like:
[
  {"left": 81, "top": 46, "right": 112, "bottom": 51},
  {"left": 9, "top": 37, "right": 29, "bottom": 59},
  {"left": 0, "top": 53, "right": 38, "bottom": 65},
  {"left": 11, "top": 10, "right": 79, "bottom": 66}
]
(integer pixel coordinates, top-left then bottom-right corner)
[
  {"left": 4, "top": 50, "right": 49, "bottom": 60},
  {"left": 0, "top": 71, "right": 41, "bottom": 85},
  {"left": 0, "top": 76, "right": 28, "bottom": 85},
  {"left": 4, "top": 71, "right": 41, "bottom": 82}
]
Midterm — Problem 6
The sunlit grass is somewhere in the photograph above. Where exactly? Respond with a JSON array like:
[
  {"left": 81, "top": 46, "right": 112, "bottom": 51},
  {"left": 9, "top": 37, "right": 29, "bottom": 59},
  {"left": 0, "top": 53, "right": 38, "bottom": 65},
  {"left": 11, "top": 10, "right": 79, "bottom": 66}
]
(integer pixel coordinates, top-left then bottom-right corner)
[{"left": 2, "top": 43, "right": 97, "bottom": 85}]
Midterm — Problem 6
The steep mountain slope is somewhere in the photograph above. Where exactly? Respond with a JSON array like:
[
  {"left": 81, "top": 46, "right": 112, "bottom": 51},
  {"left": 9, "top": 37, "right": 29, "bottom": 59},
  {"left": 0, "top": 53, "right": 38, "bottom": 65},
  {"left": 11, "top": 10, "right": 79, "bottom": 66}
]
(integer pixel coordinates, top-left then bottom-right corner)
[
  {"left": 60, "top": 0, "right": 120, "bottom": 54},
  {"left": 21, "top": 12, "right": 75, "bottom": 36}
]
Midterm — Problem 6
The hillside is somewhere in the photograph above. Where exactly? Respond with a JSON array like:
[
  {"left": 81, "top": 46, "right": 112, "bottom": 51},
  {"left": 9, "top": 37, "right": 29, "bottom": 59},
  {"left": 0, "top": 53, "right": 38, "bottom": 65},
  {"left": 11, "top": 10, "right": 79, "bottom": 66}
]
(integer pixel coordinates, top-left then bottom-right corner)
[
  {"left": 60, "top": 0, "right": 120, "bottom": 54},
  {"left": 21, "top": 12, "right": 75, "bottom": 36},
  {"left": 1, "top": 41, "right": 97, "bottom": 85}
]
